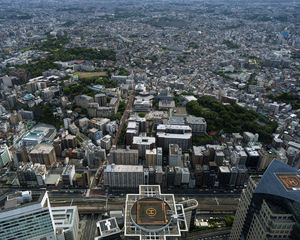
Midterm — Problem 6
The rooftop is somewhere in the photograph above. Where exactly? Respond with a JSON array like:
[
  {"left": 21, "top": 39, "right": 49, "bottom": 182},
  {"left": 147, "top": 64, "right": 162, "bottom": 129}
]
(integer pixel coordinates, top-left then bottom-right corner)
[
  {"left": 125, "top": 185, "right": 188, "bottom": 240},
  {"left": 95, "top": 217, "right": 121, "bottom": 239},
  {"left": 105, "top": 164, "right": 144, "bottom": 173},
  {"left": 255, "top": 160, "right": 300, "bottom": 203},
  {"left": 133, "top": 136, "right": 156, "bottom": 145},
  {"left": 30, "top": 144, "right": 54, "bottom": 154}
]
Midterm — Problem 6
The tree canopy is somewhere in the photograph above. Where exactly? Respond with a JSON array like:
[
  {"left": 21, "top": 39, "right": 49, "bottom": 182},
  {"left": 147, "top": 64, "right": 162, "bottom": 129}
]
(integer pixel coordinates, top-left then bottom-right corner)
[{"left": 186, "top": 96, "right": 277, "bottom": 143}]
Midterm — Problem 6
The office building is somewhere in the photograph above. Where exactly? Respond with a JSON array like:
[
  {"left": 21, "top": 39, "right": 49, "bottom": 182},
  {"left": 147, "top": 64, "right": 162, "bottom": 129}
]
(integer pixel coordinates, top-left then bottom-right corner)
[
  {"left": 185, "top": 115, "right": 207, "bottom": 135},
  {"left": 145, "top": 148, "right": 157, "bottom": 166},
  {"left": 95, "top": 93, "right": 107, "bottom": 107},
  {"left": 74, "top": 94, "right": 94, "bottom": 108},
  {"left": 156, "top": 124, "right": 192, "bottom": 153},
  {"left": 0, "top": 144, "right": 11, "bottom": 168},
  {"left": 95, "top": 217, "right": 121, "bottom": 240},
  {"left": 62, "top": 165, "right": 75, "bottom": 186},
  {"left": 230, "top": 160, "right": 300, "bottom": 240},
  {"left": 132, "top": 136, "right": 156, "bottom": 160},
  {"left": 109, "top": 148, "right": 139, "bottom": 165},
  {"left": 245, "top": 147, "right": 261, "bottom": 170},
  {"left": 85, "top": 143, "right": 106, "bottom": 168},
  {"left": 169, "top": 144, "right": 183, "bottom": 167},
  {"left": 104, "top": 164, "right": 144, "bottom": 188},
  {"left": 0, "top": 191, "right": 56, "bottom": 240},
  {"left": 52, "top": 206, "right": 79, "bottom": 240},
  {"left": 29, "top": 144, "right": 57, "bottom": 167},
  {"left": 17, "top": 163, "right": 47, "bottom": 187},
  {"left": 133, "top": 99, "right": 151, "bottom": 112},
  {"left": 218, "top": 166, "right": 231, "bottom": 189},
  {"left": 101, "top": 135, "right": 112, "bottom": 151},
  {"left": 192, "top": 146, "right": 205, "bottom": 166}
]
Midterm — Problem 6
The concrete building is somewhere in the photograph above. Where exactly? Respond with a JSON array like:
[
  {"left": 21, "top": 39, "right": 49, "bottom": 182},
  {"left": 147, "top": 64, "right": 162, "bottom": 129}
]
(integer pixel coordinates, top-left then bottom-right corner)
[
  {"left": 74, "top": 94, "right": 94, "bottom": 108},
  {"left": 109, "top": 148, "right": 139, "bottom": 165},
  {"left": 133, "top": 99, "right": 151, "bottom": 112},
  {"left": 104, "top": 164, "right": 144, "bottom": 188},
  {"left": 62, "top": 165, "right": 75, "bottom": 186},
  {"left": 132, "top": 136, "right": 156, "bottom": 160},
  {"left": 169, "top": 144, "right": 183, "bottom": 167},
  {"left": 85, "top": 143, "right": 106, "bottom": 168},
  {"left": 101, "top": 135, "right": 112, "bottom": 151},
  {"left": 218, "top": 166, "right": 231, "bottom": 189},
  {"left": 124, "top": 185, "right": 197, "bottom": 239},
  {"left": 89, "top": 118, "right": 110, "bottom": 132},
  {"left": 95, "top": 217, "right": 121, "bottom": 240},
  {"left": 0, "top": 144, "right": 11, "bottom": 168},
  {"left": 0, "top": 191, "right": 56, "bottom": 240},
  {"left": 17, "top": 163, "right": 47, "bottom": 187},
  {"left": 95, "top": 93, "right": 107, "bottom": 107},
  {"left": 145, "top": 148, "right": 158, "bottom": 166},
  {"left": 230, "top": 160, "right": 300, "bottom": 240},
  {"left": 185, "top": 115, "right": 207, "bottom": 135},
  {"left": 52, "top": 206, "right": 79, "bottom": 240},
  {"left": 29, "top": 144, "right": 57, "bottom": 167},
  {"left": 156, "top": 124, "right": 192, "bottom": 152}
]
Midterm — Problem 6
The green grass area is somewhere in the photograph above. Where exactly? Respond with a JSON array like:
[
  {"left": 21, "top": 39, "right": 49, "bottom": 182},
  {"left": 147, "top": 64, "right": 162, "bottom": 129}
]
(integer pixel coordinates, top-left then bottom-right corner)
[
  {"left": 74, "top": 72, "right": 108, "bottom": 79},
  {"left": 186, "top": 96, "right": 277, "bottom": 143}
]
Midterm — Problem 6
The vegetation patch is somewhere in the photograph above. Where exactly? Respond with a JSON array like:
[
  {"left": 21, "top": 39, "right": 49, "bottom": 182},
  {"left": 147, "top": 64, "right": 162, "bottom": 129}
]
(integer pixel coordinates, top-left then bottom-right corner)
[{"left": 186, "top": 96, "right": 277, "bottom": 143}]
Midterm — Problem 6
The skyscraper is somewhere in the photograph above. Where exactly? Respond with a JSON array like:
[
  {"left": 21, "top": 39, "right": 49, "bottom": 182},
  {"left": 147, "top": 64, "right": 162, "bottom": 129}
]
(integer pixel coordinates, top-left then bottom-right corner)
[
  {"left": 0, "top": 191, "right": 56, "bottom": 240},
  {"left": 230, "top": 160, "right": 300, "bottom": 240}
]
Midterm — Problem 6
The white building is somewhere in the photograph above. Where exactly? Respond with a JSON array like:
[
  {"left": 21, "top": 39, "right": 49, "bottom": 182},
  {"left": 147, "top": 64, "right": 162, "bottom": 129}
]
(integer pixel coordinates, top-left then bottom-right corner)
[
  {"left": 169, "top": 144, "right": 183, "bottom": 167},
  {"left": 52, "top": 206, "right": 79, "bottom": 240},
  {"left": 0, "top": 191, "right": 56, "bottom": 240},
  {"left": 104, "top": 164, "right": 144, "bottom": 188},
  {"left": 156, "top": 124, "right": 192, "bottom": 152},
  {"left": 0, "top": 144, "right": 11, "bottom": 168},
  {"left": 132, "top": 136, "right": 156, "bottom": 159}
]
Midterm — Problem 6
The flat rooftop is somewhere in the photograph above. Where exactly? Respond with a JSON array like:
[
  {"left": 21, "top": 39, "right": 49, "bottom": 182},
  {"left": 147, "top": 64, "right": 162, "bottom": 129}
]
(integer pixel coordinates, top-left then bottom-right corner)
[
  {"left": 30, "top": 144, "right": 54, "bottom": 154},
  {"left": 105, "top": 164, "right": 143, "bottom": 173},
  {"left": 135, "top": 198, "right": 169, "bottom": 225},
  {"left": 276, "top": 173, "right": 300, "bottom": 192}
]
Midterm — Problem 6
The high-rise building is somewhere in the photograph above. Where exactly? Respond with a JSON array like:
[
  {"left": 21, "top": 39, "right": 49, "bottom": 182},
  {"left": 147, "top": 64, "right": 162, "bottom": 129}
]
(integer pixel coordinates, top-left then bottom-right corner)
[
  {"left": 156, "top": 124, "right": 192, "bottom": 153},
  {"left": 85, "top": 143, "right": 106, "bottom": 168},
  {"left": 124, "top": 185, "right": 198, "bottom": 239},
  {"left": 104, "top": 164, "right": 144, "bottom": 188},
  {"left": 29, "top": 144, "right": 57, "bottom": 167},
  {"left": 230, "top": 160, "right": 300, "bottom": 240},
  {"left": 0, "top": 191, "right": 56, "bottom": 240},
  {"left": 110, "top": 148, "right": 139, "bottom": 165},
  {"left": 17, "top": 163, "right": 47, "bottom": 187},
  {"left": 52, "top": 206, "right": 79, "bottom": 240},
  {"left": 185, "top": 115, "right": 207, "bottom": 135},
  {"left": 95, "top": 93, "right": 107, "bottom": 107},
  {"left": 62, "top": 165, "right": 75, "bottom": 186},
  {"left": 132, "top": 136, "right": 156, "bottom": 160},
  {"left": 169, "top": 144, "right": 183, "bottom": 167},
  {"left": 0, "top": 144, "right": 11, "bottom": 168},
  {"left": 145, "top": 147, "right": 163, "bottom": 166}
]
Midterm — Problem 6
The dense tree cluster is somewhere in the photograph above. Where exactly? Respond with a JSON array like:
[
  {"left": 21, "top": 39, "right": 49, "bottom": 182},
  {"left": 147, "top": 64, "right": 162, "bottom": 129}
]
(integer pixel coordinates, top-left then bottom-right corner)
[
  {"left": 12, "top": 36, "right": 116, "bottom": 80},
  {"left": 63, "top": 77, "right": 117, "bottom": 98},
  {"left": 268, "top": 93, "right": 300, "bottom": 110},
  {"left": 186, "top": 96, "right": 277, "bottom": 143}
]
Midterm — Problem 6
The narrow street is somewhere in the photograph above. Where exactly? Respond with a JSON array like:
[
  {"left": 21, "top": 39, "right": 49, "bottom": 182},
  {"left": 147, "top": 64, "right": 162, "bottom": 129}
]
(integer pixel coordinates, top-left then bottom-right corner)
[{"left": 113, "top": 93, "right": 135, "bottom": 145}]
